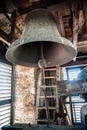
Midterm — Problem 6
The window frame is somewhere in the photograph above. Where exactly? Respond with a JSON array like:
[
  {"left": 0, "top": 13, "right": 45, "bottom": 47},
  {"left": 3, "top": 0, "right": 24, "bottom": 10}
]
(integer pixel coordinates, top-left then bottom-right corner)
[{"left": 66, "top": 66, "right": 86, "bottom": 125}]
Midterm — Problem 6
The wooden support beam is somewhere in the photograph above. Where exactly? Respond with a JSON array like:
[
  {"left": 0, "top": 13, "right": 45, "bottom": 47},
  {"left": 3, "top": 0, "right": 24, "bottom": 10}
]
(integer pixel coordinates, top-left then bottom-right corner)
[
  {"left": 18, "top": 0, "right": 64, "bottom": 15},
  {"left": 61, "top": 59, "right": 87, "bottom": 67},
  {"left": 48, "top": 2, "right": 66, "bottom": 37},
  {"left": 3, "top": 11, "right": 22, "bottom": 34},
  {"left": 9, "top": 11, "right": 16, "bottom": 42},
  {"left": 73, "top": 12, "right": 78, "bottom": 51},
  {"left": 82, "top": 0, "right": 87, "bottom": 30},
  {"left": 0, "top": 28, "right": 9, "bottom": 42},
  {"left": 77, "top": 0, "right": 87, "bottom": 41},
  {"left": 0, "top": 37, "right": 10, "bottom": 46},
  {"left": 0, "top": 28, "right": 10, "bottom": 46},
  {"left": 71, "top": 1, "right": 84, "bottom": 60},
  {"left": 61, "top": 51, "right": 87, "bottom": 67},
  {"left": 53, "top": 11, "right": 65, "bottom": 37},
  {"left": 58, "top": 11, "right": 65, "bottom": 37}
]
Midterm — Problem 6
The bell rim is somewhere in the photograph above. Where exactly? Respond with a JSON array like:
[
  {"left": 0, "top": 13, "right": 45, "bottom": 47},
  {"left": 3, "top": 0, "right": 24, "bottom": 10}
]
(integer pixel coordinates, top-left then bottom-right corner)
[
  {"left": 6, "top": 37, "right": 77, "bottom": 66},
  {"left": 6, "top": 36, "right": 76, "bottom": 53}
]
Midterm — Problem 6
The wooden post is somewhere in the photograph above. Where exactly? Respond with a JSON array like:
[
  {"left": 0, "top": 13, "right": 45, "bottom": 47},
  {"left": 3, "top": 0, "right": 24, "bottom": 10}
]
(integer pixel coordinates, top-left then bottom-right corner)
[
  {"left": 83, "top": 0, "right": 87, "bottom": 30},
  {"left": 73, "top": 12, "right": 78, "bottom": 51},
  {"left": 0, "top": 28, "right": 10, "bottom": 46},
  {"left": 3, "top": 11, "right": 22, "bottom": 34},
  {"left": 53, "top": 11, "right": 65, "bottom": 37}
]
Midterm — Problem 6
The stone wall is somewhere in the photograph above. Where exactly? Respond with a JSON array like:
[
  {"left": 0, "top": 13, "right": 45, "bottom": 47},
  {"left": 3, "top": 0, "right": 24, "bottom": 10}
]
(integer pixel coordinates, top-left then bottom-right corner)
[{"left": 13, "top": 65, "right": 40, "bottom": 124}]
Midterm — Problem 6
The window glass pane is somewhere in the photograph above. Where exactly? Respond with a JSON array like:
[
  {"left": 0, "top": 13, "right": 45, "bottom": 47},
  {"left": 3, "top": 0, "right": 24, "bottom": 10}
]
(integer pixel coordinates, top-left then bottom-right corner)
[{"left": 68, "top": 68, "right": 81, "bottom": 81}]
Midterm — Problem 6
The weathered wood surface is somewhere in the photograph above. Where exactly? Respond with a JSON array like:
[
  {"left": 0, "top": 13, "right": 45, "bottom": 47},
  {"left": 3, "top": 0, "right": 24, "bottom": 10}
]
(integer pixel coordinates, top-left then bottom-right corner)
[{"left": 83, "top": 0, "right": 87, "bottom": 30}]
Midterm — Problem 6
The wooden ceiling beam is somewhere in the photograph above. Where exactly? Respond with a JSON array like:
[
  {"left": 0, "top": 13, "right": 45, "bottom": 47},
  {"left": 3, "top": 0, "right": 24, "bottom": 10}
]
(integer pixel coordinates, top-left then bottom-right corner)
[
  {"left": 2, "top": 11, "right": 22, "bottom": 34},
  {"left": 61, "top": 60, "right": 87, "bottom": 67},
  {"left": 17, "top": 0, "right": 64, "bottom": 15},
  {"left": 61, "top": 58, "right": 87, "bottom": 67}
]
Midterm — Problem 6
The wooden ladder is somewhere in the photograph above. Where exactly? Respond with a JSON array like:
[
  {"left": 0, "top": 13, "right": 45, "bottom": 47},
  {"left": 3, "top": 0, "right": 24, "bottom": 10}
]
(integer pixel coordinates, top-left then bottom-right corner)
[{"left": 36, "top": 67, "right": 60, "bottom": 124}]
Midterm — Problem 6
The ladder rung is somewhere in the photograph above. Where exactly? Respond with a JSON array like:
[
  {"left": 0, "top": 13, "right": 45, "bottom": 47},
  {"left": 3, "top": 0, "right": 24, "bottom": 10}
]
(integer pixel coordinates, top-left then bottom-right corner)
[
  {"left": 39, "top": 96, "right": 56, "bottom": 98},
  {"left": 44, "top": 76, "right": 56, "bottom": 79},
  {"left": 36, "top": 119, "right": 53, "bottom": 122},
  {"left": 44, "top": 68, "right": 56, "bottom": 71},
  {"left": 37, "top": 107, "right": 56, "bottom": 109},
  {"left": 40, "top": 85, "right": 56, "bottom": 88}
]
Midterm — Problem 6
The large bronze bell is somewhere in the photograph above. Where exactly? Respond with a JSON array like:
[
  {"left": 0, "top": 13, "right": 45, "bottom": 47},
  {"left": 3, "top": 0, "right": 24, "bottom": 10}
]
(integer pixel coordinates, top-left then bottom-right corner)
[{"left": 6, "top": 8, "right": 76, "bottom": 67}]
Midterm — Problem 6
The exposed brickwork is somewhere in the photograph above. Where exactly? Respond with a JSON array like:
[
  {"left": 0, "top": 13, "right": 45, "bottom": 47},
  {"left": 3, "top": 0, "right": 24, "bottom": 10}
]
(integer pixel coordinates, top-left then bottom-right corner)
[{"left": 14, "top": 65, "right": 39, "bottom": 124}]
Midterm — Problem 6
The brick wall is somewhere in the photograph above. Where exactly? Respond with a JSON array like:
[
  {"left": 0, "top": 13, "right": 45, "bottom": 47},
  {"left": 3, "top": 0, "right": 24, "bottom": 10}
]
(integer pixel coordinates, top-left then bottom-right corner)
[{"left": 14, "top": 65, "right": 40, "bottom": 124}]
